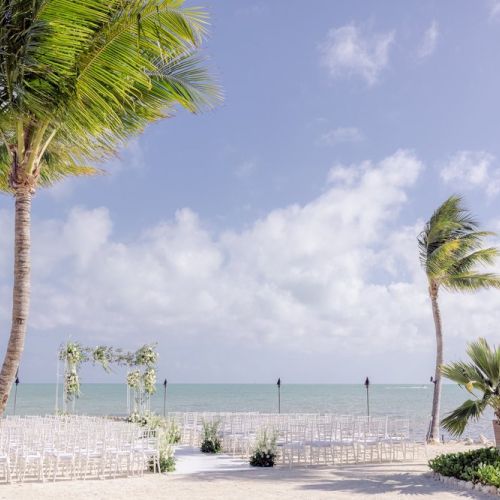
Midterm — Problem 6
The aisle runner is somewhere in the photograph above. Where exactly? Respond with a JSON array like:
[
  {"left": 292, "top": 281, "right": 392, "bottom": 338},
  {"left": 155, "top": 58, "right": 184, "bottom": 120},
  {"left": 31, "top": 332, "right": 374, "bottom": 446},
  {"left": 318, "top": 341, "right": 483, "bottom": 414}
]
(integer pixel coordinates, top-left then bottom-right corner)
[{"left": 174, "top": 446, "right": 253, "bottom": 474}]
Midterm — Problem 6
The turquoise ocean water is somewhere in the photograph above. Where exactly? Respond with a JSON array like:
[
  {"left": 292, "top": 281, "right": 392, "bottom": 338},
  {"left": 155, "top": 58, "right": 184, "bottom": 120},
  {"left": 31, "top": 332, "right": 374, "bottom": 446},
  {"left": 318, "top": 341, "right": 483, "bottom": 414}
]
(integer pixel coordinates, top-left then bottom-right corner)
[{"left": 4, "top": 384, "right": 493, "bottom": 442}]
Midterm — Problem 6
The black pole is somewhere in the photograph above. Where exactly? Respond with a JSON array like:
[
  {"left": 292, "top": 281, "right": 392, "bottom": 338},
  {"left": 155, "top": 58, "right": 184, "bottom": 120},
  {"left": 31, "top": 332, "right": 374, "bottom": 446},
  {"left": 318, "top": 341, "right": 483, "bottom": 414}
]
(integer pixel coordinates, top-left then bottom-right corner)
[
  {"left": 163, "top": 378, "right": 167, "bottom": 417},
  {"left": 364, "top": 376, "right": 370, "bottom": 417},
  {"left": 13, "top": 369, "right": 19, "bottom": 415},
  {"left": 277, "top": 378, "right": 281, "bottom": 414}
]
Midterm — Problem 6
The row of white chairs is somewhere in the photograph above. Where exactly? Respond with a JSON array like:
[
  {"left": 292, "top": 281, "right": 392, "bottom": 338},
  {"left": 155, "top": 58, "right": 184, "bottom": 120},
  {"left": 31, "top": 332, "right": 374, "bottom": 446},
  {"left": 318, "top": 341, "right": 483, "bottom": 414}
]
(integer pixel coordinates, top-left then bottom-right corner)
[
  {"left": 168, "top": 412, "right": 418, "bottom": 466},
  {"left": 277, "top": 416, "right": 417, "bottom": 466},
  {"left": 0, "top": 415, "right": 160, "bottom": 483}
]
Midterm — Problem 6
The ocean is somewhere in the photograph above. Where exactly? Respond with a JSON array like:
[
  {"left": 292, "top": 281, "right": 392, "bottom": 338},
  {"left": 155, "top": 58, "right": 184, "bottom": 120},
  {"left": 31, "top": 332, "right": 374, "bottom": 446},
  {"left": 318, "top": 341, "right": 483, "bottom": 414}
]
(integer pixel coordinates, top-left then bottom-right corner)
[{"left": 4, "top": 383, "right": 493, "bottom": 442}]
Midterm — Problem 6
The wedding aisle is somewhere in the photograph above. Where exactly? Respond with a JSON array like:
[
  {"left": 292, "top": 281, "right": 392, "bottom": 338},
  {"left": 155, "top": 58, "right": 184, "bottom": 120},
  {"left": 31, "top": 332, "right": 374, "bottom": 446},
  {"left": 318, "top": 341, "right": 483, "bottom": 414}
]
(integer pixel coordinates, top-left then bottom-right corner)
[{"left": 173, "top": 446, "right": 251, "bottom": 474}]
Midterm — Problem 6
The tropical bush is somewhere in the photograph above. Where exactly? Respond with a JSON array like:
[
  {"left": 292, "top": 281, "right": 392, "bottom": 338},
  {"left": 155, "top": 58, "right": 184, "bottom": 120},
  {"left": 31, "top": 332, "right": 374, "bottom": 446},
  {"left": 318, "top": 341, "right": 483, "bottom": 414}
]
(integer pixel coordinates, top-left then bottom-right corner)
[
  {"left": 200, "top": 420, "right": 222, "bottom": 454},
  {"left": 440, "top": 338, "right": 500, "bottom": 437},
  {"left": 429, "top": 448, "right": 500, "bottom": 484},
  {"left": 249, "top": 429, "right": 278, "bottom": 467},
  {"left": 477, "top": 464, "right": 500, "bottom": 487}
]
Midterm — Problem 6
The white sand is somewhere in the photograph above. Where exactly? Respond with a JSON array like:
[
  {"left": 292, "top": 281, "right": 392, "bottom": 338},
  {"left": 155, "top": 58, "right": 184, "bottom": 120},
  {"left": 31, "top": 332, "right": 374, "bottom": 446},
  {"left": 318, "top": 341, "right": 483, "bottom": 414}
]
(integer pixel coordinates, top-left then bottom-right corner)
[{"left": 0, "top": 443, "right": 490, "bottom": 499}]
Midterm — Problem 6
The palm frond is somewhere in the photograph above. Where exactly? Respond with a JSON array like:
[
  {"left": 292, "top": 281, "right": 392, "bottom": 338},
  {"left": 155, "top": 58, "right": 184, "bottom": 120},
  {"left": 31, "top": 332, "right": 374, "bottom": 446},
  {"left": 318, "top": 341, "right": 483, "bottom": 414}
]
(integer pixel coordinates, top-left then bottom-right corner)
[
  {"left": 443, "top": 273, "right": 500, "bottom": 293},
  {"left": 450, "top": 247, "right": 500, "bottom": 274},
  {"left": 0, "top": 0, "right": 221, "bottom": 191},
  {"left": 419, "top": 195, "right": 500, "bottom": 293},
  {"left": 466, "top": 338, "right": 500, "bottom": 387},
  {"left": 441, "top": 338, "right": 500, "bottom": 436},
  {"left": 441, "top": 397, "right": 489, "bottom": 437},
  {"left": 441, "top": 360, "right": 489, "bottom": 391}
]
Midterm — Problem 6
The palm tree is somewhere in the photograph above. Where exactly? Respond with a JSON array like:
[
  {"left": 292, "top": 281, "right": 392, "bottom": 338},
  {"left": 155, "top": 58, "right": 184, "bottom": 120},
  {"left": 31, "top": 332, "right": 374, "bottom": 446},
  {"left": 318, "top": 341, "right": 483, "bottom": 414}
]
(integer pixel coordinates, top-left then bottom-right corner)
[
  {"left": 0, "top": 0, "right": 221, "bottom": 414},
  {"left": 441, "top": 338, "right": 500, "bottom": 445},
  {"left": 418, "top": 195, "right": 500, "bottom": 443}
]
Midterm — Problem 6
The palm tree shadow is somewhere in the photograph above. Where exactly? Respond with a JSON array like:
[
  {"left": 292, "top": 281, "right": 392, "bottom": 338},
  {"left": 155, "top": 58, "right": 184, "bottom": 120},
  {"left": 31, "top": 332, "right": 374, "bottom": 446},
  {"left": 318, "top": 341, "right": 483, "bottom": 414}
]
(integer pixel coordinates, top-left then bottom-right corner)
[
  {"left": 298, "top": 470, "right": 484, "bottom": 497},
  {"left": 175, "top": 463, "right": 490, "bottom": 498}
]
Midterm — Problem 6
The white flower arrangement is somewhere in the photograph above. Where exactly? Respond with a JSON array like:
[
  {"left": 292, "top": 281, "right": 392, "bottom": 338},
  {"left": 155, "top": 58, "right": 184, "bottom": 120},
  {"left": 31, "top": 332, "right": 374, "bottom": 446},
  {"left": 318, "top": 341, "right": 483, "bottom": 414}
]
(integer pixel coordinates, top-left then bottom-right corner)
[
  {"left": 56, "top": 341, "right": 159, "bottom": 414},
  {"left": 127, "top": 370, "right": 142, "bottom": 389},
  {"left": 65, "top": 370, "right": 80, "bottom": 400},
  {"left": 143, "top": 368, "right": 157, "bottom": 394},
  {"left": 60, "top": 342, "right": 86, "bottom": 365},
  {"left": 134, "top": 344, "right": 158, "bottom": 367},
  {"left": 92, "top": 345, "right": 113, "bottom": 372}
]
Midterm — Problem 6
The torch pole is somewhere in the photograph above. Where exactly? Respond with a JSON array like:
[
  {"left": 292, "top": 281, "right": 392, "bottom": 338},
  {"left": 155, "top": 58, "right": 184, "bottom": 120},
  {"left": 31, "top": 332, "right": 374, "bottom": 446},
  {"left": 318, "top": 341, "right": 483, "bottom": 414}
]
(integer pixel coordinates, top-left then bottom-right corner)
[
  {"left": 163, "top": 379, "right": 167, "bottom": 417},
  {"left": 13, "top": 368, "right": 19, "bottom": 415},
  {"left": 277, "top": 378, "right": 281, "bottom": 414},
  {"left": 364, "top": 377, "right": 370, "bottom": 417}
]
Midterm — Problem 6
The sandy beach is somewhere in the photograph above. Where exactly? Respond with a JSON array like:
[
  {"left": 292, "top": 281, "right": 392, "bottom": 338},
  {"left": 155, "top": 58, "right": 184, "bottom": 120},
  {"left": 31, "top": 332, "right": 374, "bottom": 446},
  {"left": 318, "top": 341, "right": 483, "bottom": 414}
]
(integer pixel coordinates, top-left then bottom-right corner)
[{"left": 0, "top": 443, "right": 488, "bottom": 500}]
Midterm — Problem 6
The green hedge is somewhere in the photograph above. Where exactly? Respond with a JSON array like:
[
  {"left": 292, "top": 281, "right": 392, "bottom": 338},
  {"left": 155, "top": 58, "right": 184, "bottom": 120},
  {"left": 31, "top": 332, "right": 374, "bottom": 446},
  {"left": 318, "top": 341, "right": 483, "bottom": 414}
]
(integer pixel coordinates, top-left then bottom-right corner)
[{"left": 428, "top": 448, "right": 500, "bottom": 485}]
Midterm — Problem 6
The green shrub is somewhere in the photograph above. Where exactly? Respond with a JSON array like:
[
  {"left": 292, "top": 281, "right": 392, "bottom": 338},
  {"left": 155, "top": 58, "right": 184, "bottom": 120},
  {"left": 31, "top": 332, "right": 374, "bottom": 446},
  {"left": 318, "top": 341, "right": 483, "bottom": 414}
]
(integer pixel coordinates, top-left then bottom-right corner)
[
  {"left": 477, "top": 464, "right": 500, "bottom": 487},
  {"left": 429, "top": 447, "right": 500, "bottom": 484},
  {"left": 200, "top": 420, "right": 222, "bottom": 454},
  {"left": 250, "top": 429, "right": 278, "bottom": 467}
]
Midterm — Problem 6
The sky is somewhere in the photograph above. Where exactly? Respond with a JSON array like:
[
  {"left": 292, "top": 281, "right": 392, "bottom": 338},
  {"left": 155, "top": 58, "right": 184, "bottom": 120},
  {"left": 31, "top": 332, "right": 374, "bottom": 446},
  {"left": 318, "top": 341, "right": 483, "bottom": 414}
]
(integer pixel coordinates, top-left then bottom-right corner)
[{"left": 2, "top": 0, "right": 500, "bottom": 383}]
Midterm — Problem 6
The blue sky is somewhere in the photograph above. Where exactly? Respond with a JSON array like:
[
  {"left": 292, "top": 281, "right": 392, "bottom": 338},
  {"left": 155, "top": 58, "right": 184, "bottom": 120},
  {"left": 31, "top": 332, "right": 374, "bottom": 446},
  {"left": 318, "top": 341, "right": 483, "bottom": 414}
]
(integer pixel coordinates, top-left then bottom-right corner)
[{"left": 2, "top": 0, "right": 500, "bottom": 384}]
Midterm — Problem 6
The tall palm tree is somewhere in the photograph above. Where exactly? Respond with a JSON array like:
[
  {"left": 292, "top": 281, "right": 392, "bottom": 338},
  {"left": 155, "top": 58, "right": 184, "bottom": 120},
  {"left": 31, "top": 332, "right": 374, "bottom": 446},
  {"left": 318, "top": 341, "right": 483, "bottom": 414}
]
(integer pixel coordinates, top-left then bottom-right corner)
[
  {"left": 418, "top": 195, "right": 500, "bottom": 442},
  {"left": 0, "top": 0, "right": 221, "bottom": 414},
  {"left": 441, "top": 338, "right": 500, "bottom": 443}
]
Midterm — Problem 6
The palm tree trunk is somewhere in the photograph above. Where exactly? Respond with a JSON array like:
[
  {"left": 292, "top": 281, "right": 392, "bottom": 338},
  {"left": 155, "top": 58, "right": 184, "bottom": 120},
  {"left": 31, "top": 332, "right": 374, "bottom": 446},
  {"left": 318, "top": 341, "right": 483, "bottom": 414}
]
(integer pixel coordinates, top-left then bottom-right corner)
[
  {"left": 0, "top": 189, "right": 32, "bottom": 415},
  {"left": 428, "top": 282, "right": 443, "bottom": 443}
]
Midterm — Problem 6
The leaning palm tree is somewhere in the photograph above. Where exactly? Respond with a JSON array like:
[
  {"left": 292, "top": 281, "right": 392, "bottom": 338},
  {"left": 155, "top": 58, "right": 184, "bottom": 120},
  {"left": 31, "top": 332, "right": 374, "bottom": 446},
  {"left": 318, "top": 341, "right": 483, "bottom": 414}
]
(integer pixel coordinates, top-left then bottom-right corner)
[
  {"left": 418, "top": 195, "right": 500, "bottom": 442},
  {"left": 0, "top": 0, "right": 221, "bottom": 414},
  {"left": 441, "top": 338, "right": 500, "bottom": 446}
]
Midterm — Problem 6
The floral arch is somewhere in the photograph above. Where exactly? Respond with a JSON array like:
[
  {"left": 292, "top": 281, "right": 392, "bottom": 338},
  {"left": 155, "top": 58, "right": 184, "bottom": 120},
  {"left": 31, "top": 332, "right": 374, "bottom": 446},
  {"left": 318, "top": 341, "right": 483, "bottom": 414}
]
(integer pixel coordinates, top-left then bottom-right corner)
[{"left": 56, "top": 342, "right": 158, "bottom": 415}]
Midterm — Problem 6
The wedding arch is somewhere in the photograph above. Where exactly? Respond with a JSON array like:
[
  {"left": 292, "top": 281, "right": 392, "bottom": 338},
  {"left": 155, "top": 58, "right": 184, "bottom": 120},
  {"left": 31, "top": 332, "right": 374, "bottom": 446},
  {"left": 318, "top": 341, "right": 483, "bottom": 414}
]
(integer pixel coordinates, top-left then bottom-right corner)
[{"left": 56, "top": 342, "right": 158, "bottom": 415}]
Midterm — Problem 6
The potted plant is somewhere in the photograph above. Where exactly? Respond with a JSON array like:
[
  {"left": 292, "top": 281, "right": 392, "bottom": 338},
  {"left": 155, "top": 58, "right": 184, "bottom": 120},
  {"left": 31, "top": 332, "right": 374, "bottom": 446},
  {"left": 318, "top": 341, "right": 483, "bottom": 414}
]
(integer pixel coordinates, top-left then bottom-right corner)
[{"left": 441, "top": 338, "right": 500, "bottom": 446}]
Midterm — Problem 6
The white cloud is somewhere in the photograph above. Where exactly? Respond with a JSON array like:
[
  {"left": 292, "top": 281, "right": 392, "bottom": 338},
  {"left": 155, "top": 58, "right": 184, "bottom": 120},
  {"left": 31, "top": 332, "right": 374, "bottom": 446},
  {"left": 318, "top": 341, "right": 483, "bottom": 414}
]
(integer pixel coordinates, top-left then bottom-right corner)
[
  {"left": 4, "top": 149, "right": 500, "bottom": 381},
  {"left": 9, "top": 150, "right": 424, "bottom": 353},
  {"left": 440, "top": 150, "right": 500, "bottom": 196},
  {"left": 318, "top": 127, "right": 364, "bottom": 146},
  {"left": 417, "top": 21, "right": 439, "bottom": 59},
  {"left": 319, "top": 24, "right": 395, "bottom": 85}
]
